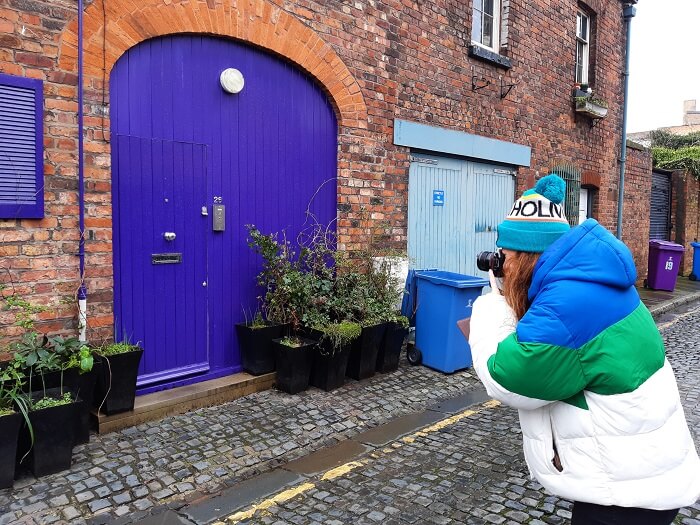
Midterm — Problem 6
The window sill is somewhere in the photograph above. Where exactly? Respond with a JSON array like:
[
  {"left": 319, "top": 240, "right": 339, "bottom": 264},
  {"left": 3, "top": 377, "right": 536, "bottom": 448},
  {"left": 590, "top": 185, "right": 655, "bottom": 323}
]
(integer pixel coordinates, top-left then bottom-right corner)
[{"left": 468, "top": 44, "right": 512, "bottom": 69}]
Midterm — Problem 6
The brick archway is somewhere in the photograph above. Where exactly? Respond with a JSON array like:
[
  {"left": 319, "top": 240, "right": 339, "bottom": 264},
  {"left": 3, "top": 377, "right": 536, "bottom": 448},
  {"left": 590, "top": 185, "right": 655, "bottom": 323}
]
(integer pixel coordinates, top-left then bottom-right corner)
[{"left": 57, "top": 0, "right": 367, "bottom": 128}]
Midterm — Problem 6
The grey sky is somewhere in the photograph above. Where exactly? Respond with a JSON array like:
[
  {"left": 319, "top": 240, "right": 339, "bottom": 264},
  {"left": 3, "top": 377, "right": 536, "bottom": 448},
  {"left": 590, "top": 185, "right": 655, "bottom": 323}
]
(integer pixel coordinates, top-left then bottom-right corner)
[{"left": 627, "top": 0, "right": 700, "bottom": 133}]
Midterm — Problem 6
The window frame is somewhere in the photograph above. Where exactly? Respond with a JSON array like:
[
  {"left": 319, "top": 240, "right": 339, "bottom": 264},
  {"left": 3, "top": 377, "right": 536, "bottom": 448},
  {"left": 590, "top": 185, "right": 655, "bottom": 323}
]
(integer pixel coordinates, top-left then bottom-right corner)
[
  {"left": 575, "top": 10, "right": 590, "bottom": 85},
  {"left": 472, "top": 0, "right": 502, "bottom": 53},
  {"left": 0, "top": 72, "right": 44, "bottom": 220}
]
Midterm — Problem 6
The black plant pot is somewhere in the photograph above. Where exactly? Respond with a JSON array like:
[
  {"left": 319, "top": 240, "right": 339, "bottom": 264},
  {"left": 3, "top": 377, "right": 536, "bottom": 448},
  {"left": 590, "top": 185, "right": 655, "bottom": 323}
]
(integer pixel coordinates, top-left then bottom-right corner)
[
  {"left": 376, "top": 322, "right": 409, "bottom": 373},
  {"left": 17, "top": 389, "right": 79, "bottom": 478},
  {"left": 272, "top": 338, "right": 315, "bottom": 394},
  {"left": 23, "top": 368, "right": 79, "bottom": 394},
  {"left": 73, "top": 365, "right": 99, "bottom": 445},
  {"left": 299, "top": 327, "right": 323, "bottom": 341},
  {"left": 0, "top": 413, "right": 21, "bottom": 489},
  {"left": 94, "top": 349, "right": 144, "bottom": 416},
  {"left": 347, "top": 323, "right": 387, "bottom": 380},
  {"left": 310, "top": 341, "right": 351, "bottom": 392},
  {"left": 235, "top": 323, "right": 288, "bottom": 375}
]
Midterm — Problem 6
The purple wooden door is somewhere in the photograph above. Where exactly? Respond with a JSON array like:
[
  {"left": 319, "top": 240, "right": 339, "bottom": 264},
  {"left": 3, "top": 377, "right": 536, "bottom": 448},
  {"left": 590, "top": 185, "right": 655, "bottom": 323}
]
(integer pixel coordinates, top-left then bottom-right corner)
[
  {"left": 112, "top": 136, "right": 209, "bottom": 386},
  {"left": 111, "top": 35, "right": 337, "bottom": 392}
]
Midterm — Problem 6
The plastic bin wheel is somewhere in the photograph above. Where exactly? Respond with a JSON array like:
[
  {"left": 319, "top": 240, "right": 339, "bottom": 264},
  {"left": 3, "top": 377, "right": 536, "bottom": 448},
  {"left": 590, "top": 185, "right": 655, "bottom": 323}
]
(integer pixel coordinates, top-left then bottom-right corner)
[
  {"left": 407, "top": 344, "right": 422, "bottom": 366},
  {"left": 690, "top": 273, "right": 698, "bottom": 282},
  {"left": 643, "top": 278, "right": 648, "bottom": 289}
]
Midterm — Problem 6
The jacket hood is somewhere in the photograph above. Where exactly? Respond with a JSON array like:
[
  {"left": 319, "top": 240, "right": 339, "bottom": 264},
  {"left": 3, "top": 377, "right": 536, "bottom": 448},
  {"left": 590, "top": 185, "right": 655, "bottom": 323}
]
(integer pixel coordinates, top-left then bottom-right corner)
[{"left": 528, "top": 219, "right": 637, "bottom": 301}]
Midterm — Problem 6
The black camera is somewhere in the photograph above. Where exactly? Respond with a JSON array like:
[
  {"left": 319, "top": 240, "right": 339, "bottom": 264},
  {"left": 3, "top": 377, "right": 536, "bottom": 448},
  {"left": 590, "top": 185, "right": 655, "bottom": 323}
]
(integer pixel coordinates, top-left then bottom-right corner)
[{"left": 476, "top": 250, "right": 505, "bottom": 278}]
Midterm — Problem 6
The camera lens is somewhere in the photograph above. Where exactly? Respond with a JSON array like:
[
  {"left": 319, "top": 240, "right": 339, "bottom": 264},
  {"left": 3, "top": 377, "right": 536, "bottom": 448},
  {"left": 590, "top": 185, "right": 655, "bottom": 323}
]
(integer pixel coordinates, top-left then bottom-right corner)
[
  {"left": 476, "top": 250, "right": 505, "bottom": 278},
  {"left": 476, "top": 251, "right": 494, "bottom": 272}
]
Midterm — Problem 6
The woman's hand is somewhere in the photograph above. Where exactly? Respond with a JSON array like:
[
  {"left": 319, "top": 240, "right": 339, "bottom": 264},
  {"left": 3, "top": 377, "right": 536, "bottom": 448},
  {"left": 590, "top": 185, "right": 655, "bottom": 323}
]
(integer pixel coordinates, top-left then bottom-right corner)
[{"left": 489, "top": 269, "right": 502, "bottom": 294}]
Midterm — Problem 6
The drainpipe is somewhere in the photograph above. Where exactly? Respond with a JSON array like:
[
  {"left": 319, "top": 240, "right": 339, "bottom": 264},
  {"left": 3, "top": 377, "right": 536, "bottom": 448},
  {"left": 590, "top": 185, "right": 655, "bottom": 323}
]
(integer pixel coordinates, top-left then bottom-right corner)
[
  {"left": 78, "top": 0, "right": 87, "bottom": 342},
  {"left": 616, "top": 1, "right": 637, "bottom": 239}
]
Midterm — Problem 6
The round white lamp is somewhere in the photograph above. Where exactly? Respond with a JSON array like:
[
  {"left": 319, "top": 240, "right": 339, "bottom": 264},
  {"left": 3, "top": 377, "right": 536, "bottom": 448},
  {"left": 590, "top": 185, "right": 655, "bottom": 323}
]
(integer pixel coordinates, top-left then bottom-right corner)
[{"left": 220, "top": 68, "right": 244, "bottom": 94}]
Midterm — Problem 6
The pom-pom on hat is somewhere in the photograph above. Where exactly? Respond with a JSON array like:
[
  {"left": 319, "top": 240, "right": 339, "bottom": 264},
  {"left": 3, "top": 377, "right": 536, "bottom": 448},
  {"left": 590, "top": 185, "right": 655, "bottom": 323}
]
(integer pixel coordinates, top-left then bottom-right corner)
[{"left": 496, "top": 174, "right": 571, "bottom": 253}]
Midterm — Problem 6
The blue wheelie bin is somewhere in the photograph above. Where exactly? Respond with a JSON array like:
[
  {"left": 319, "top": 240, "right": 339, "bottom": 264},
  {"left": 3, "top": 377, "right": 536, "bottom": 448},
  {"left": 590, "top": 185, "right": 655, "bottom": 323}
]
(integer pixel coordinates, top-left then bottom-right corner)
[
  {"left": 413, "top": 270, "right": 488, "bottom": 373},
  {"left": 690, "top": 242, "right": 700, "bottom": 281}
]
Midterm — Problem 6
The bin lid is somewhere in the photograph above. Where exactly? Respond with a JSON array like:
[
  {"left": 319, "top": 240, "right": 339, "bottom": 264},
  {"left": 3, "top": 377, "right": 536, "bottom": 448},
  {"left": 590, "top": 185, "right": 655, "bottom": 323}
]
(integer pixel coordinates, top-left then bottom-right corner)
[
  {"left": 691, "top": 242, "right": 700, "bottom": 249},
  {"left": 649, "top": 240, "right": 685, "bottom": 252},
  {"left": 415, "top": 270, "right": 489, "bottom": 288}
]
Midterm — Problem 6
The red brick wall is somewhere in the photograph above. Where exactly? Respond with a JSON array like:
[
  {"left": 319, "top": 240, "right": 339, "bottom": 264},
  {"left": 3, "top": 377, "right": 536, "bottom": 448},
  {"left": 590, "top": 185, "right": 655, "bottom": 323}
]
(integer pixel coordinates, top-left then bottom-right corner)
[
  {"left": 0, "top": 0, "right": 638, "bottom": 342},
  {"left": 620, "top": 145, "right": 653, "bottom": 283},
  {"left": 670, "top": 170, "right": 700, "bottom": 276}
]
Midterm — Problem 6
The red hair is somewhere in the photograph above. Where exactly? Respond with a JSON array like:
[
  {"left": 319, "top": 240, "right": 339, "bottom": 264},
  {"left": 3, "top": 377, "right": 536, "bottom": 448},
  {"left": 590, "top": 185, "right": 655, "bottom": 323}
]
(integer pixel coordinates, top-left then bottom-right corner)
[{"left": 502, "top": 251, "right": 541, "bottom": 320}]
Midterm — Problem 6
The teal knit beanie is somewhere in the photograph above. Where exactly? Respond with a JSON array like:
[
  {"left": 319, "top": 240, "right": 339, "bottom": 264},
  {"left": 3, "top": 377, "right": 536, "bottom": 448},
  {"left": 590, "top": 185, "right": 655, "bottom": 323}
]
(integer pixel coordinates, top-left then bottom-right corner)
[{"left": 496, "top": 174, "right": 571, "bottom": 253}]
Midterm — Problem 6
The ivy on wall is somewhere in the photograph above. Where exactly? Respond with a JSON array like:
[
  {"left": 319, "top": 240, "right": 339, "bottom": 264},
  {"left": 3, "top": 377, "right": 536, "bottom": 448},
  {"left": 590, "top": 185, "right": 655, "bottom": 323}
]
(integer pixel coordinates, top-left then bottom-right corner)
[{"left": 651, "top": 130, "right": 700, "bottom": 178}]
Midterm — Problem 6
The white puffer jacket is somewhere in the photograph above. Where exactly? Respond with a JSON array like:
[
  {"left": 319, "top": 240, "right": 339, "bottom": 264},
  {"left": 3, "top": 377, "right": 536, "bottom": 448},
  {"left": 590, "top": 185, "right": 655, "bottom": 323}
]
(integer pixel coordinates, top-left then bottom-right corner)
[{"left": 468, "top": 221, "right": 700, "bottom": 509}]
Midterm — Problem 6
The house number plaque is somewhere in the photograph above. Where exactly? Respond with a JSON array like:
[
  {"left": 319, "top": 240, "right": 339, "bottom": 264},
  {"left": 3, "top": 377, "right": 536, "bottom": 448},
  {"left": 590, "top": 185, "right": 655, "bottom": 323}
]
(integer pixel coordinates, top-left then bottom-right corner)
[{"left": 152, "top": 253, "right": 183, "bottom": 265}]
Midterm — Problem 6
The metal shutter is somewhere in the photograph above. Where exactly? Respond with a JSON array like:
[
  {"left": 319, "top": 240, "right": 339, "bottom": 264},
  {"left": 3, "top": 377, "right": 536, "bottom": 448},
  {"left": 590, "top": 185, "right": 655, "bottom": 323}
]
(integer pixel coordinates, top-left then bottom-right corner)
[
  {"left": 0, "top": 73, "right": 44, "bottom": 219},
  {"left": 650, "top": 171, "right": 671, "bottom": 241}
]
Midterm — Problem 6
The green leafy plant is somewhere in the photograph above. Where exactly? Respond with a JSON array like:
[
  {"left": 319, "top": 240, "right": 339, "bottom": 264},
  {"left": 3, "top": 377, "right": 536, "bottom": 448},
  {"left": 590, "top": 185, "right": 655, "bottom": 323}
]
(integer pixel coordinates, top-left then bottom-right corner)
[
  {"left": 12, "top": 332, "right": 51, "bottom": 370},
  {"left": 49, "top": 335, "right": 93, "bottom": 374},
  {"left": 650, "top": 131, "right": 700, "bottom": 178},
  {"left": 98, "top": 342, "right": 140, "bottom": 356},
  {"left": 66, "top": 345, "right": 94, "bottom": 374},
  {"left": 31, "top": 392, "right": 73, "bottom": 411},
  {"left": 575, "top": 95, "right": 608, "bottom": 109},
  {"left": 0, "top": 359, "right": 33, "bottom": 450},
  {"left": 317, "top": 321, "right": 361, "bottom": 355},
  {"left": 247, "top": 225, "right": 318, "bottom": 333},
  {"left": 649, "top": 130, "right": 700, "bottom": 149},
  {"left": 391, "top": 314, "right": 410, "bottom": 328},
  {"left": 279, "top": 336, "right": 307, "bottom": 348},
  {"left": 250, "top": 311, "right": 267, "bottom": 329},
  {"left": 1, "top": 284, "right": 49, "bottom": 331}
]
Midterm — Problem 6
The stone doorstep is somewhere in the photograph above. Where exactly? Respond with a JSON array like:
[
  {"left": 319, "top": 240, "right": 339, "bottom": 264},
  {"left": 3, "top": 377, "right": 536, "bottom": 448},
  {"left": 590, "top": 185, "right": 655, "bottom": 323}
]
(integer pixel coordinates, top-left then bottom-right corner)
[{"left": 92, "top": 372, "right": 276, "bottom": 434}]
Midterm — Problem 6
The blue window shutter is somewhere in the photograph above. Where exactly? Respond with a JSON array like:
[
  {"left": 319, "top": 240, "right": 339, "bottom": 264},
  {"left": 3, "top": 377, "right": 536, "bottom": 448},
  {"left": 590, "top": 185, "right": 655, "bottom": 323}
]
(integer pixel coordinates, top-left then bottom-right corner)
[{"left": 0, "top": 72, "right": 44, "bottom": 219}]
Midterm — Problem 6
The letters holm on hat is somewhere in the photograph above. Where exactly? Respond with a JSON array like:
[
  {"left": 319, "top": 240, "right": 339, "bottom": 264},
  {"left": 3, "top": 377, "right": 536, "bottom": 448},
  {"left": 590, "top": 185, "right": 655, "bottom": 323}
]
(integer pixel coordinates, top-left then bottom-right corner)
[{"left": 508, "top": 198, "right": 565, "bottom": 222}]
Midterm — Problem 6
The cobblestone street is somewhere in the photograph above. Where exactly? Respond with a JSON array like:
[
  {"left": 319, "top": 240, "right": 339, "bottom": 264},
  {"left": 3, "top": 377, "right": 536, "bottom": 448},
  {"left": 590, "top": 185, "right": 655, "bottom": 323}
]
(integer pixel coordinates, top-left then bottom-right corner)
[{"left": 1, "top": 303, "right": 700, "bottom": 525}]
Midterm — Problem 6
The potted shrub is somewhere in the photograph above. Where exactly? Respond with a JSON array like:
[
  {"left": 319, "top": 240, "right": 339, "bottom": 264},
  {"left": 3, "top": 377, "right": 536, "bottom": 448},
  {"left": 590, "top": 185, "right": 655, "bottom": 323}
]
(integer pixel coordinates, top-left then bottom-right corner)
[
  {"left": 16, "top": 334, "right": 95, "bottom": 444},
  {"left": 18, "top": 389, "right": 79, "bottom": 477},
  {"left": 242, "top": 226, "right": 314, "bottom": 375},
  {"left": 0, "top": 362, "right": 30, "bottom": 489},
  {"left": 376, "top": 314, "right": 410, "bottom": 373},
  {"left": 64, "top": 343, "right": 96, "bottom": 444},
  {"left": 332, "top": 268, "right": 387, "bottom": 381},
  {"left": 310, "top": 320, "right": 361, "bottom": 391},
  {"left": 335, "top": 252, "right": 406, "bottom": 377},
  {"left": 271, "top": 335, "right": 316, "bottom": 394},
  {"left": 94, "top": 342, "right": 143, "bottom": 416},
  {"left": 235, "top": 311, "right": 287, "bottom": 376}
]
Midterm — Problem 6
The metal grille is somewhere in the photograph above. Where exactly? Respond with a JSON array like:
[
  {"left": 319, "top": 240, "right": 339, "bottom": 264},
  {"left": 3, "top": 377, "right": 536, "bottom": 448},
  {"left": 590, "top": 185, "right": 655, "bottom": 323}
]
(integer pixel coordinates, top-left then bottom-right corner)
[
  {"left": 551, "top": 163, "right": 581, "bottom": 227},
  {"left": 650, "top": 171, "right": 671, "bottom": 240}
]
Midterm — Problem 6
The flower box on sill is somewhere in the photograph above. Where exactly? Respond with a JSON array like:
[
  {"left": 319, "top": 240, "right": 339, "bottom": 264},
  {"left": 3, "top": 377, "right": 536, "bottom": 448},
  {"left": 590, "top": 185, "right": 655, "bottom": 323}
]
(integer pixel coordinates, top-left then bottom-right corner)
[{"left": 574, "top": 94, "right": 608, "bottom": 119}]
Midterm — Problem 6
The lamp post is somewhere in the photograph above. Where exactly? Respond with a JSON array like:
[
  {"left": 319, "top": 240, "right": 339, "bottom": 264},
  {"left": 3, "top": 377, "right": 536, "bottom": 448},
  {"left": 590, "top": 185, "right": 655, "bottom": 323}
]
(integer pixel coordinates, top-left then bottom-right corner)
[{"left": 616, "top": 0, "right": 637, "bottom": 239}]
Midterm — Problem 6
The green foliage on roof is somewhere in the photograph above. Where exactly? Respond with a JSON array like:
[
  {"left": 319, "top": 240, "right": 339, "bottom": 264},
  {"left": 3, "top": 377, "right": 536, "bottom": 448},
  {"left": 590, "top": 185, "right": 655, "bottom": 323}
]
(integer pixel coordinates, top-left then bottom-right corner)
[{"left": 650, "top": 130, "right": 700, "bottom": 178}]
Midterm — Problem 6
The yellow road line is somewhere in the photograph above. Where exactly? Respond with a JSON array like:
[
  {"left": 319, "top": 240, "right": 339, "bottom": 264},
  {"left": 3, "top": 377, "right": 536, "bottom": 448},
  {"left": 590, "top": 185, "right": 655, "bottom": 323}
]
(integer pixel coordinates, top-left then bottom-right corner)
[
  {"left": 218, "top": 399, "right": 501, "bottom": 524},
  {"left": 212, "top": 483, "right": 316, "bottom": 524},
  {"left": 321, "top": 460, "right": 364, "bottom": 481}
]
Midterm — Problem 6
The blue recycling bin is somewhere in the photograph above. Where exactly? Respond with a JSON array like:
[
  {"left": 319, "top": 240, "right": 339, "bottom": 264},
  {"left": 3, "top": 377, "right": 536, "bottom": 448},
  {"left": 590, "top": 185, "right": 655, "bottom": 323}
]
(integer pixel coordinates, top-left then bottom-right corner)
[
  {"left": 414, "top": 270, "right": 488, "bottom": 373},
  {"left": 690, "top": 242, "right": 700, "bottom": 281}
]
